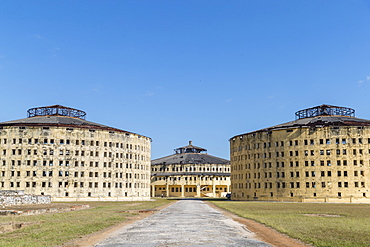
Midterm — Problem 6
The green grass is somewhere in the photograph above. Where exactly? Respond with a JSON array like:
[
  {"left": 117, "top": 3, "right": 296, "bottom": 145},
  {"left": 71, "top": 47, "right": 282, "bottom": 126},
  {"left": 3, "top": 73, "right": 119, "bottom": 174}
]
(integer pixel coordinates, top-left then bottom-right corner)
[
  {"left": 0, "top": 199, "right": 171, "bottom": 247},
  {"left": 209, "top": 200, "right": 370, "bottom": 247}
]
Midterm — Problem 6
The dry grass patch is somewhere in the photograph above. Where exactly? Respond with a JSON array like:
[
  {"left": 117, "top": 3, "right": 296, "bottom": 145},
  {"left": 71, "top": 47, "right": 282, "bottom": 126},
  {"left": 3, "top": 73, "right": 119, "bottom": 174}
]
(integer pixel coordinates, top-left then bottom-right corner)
[
  {"left": 0, "top": 199, "right": 171, "bottom": 247},
  {"left": 210, "top": 200, "right": 370, "bottom": 247}
]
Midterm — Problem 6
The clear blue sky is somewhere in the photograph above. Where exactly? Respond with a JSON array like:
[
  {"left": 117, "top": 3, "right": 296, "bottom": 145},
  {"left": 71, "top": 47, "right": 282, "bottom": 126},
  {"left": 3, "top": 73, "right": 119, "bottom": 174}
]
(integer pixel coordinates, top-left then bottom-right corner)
[{"left": 1, "top": 1, "right": 370, "bottom": 159}]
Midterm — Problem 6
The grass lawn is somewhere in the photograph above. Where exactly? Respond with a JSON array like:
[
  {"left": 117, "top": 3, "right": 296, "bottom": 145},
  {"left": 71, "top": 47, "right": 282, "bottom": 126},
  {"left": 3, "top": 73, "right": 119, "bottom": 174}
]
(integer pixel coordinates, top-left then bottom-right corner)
[
  {"left": 209, "top": 200, "right": 370, "bottom": 247},
  {"left": 0, "top": 199, "right": 171, "bottom": 247}
]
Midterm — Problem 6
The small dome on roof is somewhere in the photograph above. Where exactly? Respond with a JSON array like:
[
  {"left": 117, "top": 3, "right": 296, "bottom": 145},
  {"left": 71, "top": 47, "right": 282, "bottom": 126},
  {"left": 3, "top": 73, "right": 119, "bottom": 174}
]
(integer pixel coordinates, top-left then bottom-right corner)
[{"left": 174, "top": 141, "right": 207, "bottom": 154}]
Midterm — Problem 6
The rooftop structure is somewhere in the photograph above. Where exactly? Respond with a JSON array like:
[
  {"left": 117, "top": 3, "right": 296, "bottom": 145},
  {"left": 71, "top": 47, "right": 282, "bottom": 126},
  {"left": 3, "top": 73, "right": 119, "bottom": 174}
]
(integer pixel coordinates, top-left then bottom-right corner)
[
  {"left": 153, "top": 141, "right": 229, "bottom": 166},
  {"left": 27, "top": 105, "right": 87, "bottom": 119},
  {"left": 151, "top": 141, "right": 230, "bottom": 198},
  {"left": 295, "top": 104, "right": 355, "bottom": 119}
]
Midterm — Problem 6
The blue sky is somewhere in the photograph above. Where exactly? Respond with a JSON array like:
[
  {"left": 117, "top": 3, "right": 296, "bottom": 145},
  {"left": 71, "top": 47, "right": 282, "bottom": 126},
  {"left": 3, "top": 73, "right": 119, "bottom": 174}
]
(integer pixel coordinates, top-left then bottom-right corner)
[{"left": 1, "top": 1, "right": 370, "bottom": 159}]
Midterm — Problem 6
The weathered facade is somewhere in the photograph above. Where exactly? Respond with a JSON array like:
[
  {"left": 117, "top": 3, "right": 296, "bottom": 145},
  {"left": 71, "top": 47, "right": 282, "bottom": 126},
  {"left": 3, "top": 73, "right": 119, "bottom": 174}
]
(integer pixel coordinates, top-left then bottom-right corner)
[
  {"left": 230, "top": 105, "right": 370, "bottom": 203},
  {"left": 0, "top": 105, "right": 151, "bottom": 201},
  {"left": 151, "top": 141, "right": 230, "bottom": 197}
]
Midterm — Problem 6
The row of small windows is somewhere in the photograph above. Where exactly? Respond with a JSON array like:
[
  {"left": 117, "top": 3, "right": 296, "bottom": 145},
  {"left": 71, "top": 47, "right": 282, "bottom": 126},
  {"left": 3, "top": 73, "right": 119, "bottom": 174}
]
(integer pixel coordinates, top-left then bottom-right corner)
[
  {"left": 234, "top": 138, "right": 370, "bottom": 152},
  {"left": 234, "top": 192, "right": 367, "bottom": 198},
  {"left": 2, "top": 149, "right": 147, "bottom": 161},
  {"left": 152, "top": 166, "right": 230, "bottom": 172},
  {"left": 233, "top": 159, "right": 366, "bottom": 171},
  {"left": 232, "top": 171, "right": 365, "bottom": 179},
  {"left": 1, "top": 181, "right": 148, "bottom": 189},
  {"left": 233, "top": 148, "right": 370, "bottom": 161},
  {"left": 156, "top": 186, "right": 227, "bottom": 191},
  {"left": 234, "top": 181, "right": 366, "bottom": 189},
  {"left": 154, "top": 176, "right": 228, "bottom": 181},
  {"left": 0, "top": 138, "right": 147, "bottom": 151},
  {"left": 2, "top": 170, "right": 147, "bottom": 179},
  {"left": 233, "top": 169, "right": 365, "bottom": 180},
  {"left": 1, "top": 160, "right": 148, "bottom": 170}
]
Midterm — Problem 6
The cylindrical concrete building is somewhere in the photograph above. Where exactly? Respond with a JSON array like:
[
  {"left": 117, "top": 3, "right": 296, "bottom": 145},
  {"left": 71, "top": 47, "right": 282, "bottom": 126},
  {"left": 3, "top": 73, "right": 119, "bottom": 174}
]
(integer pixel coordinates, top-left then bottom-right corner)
[
  {"left": 0, "top": 105, "right": 151, "bottom": 201},
  {"left": 230, "top": 105, "right": 370, "bottom": 203}
]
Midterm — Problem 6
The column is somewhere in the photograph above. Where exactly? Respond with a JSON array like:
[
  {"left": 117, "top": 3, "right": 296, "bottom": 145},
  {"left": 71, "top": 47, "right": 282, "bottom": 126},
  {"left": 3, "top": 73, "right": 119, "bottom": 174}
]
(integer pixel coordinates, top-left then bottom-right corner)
[
  {"left": 151, "top": 185, "right": 155, "bottom": 197},
  {"left": 181, "top": 184, "right": 185, "bottom": 197},
  {"left": 196, "top": 184, "right": 200, "bottom": 197},
  {"left": 212, "top": 180, "right": 216, "bottom": 198}
]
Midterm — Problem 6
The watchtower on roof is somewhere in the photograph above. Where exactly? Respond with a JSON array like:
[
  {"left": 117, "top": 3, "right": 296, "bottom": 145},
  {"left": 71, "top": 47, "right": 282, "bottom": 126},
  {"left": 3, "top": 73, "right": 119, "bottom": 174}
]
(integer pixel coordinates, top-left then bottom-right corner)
[
  {"left": 295, "top": 104, "right": 355, "bottom": 120},
  {"left": 174, "top": 141, "right": 207, "bottom": 154},
  {"left": 27, "top": 105, "right": 87, "bottom": 120}
]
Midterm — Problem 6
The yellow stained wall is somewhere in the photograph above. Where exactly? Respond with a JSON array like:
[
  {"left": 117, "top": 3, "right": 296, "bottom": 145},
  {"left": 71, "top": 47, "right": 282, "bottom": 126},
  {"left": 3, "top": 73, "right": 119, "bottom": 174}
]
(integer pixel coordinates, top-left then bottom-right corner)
[
  {"left": 0, "top": 125, "right": 151, "bottom": 201},
  {"left": 151, "top": 163, "right": 231, "bottom": 197},
  {"left": 230, "top": 126, "right": 370, "bottom": 202}
]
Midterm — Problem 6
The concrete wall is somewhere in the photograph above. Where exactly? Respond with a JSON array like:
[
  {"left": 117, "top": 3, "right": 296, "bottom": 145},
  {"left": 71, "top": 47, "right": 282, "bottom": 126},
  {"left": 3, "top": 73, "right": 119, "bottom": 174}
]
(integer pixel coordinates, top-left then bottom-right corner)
[
  {"left": 0, "top": 126, "right": 151, "bottom": 201},
  {"left": 230, "top": 126, "right": 370, "bottom": 202},
  {"left": 0, "top": 190, "right": 51, "bottom": 207}
]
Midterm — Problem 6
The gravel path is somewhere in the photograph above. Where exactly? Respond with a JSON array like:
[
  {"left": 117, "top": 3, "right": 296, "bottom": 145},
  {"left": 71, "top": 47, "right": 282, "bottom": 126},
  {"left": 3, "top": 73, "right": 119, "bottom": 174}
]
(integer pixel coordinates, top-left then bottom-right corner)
[{"left": 95, "top": 199, "right": 270, "bottom": 247}]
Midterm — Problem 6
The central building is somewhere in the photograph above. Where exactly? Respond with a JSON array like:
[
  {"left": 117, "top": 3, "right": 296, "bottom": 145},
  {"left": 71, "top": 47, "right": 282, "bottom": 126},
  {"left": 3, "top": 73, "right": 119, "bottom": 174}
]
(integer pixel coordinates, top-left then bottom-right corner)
[{"left": 151, "top": 141, "right": 230, "bottom": 197}]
